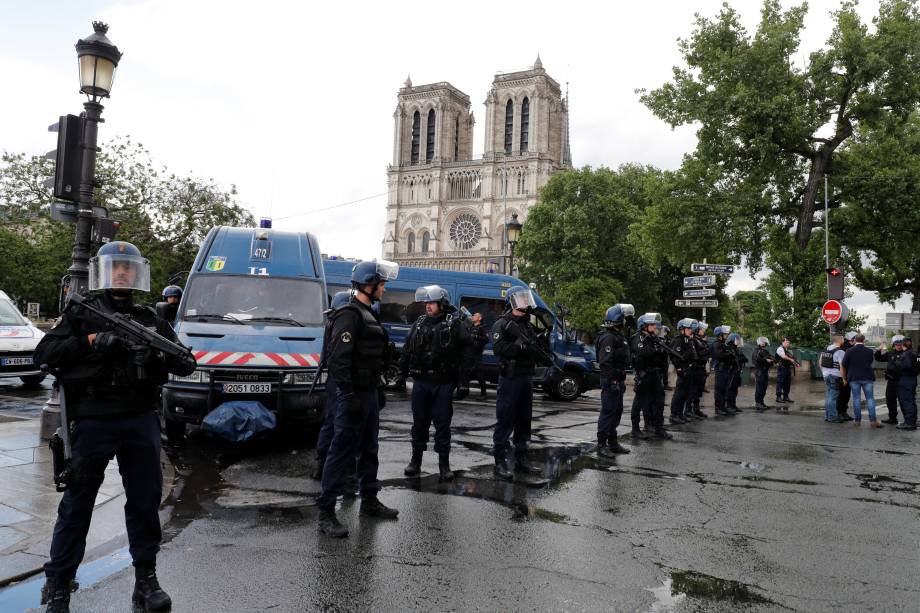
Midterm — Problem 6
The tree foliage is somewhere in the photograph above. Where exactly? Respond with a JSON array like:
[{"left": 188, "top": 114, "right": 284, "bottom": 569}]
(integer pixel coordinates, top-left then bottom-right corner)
[{"left": 0, "top": 138, "right": 253, "bottom": 315}]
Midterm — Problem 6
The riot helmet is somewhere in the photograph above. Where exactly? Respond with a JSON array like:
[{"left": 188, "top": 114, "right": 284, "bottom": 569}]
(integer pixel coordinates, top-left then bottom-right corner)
[
  {"left": 660, "top": 325, "right": 672, "bottom": 337},
  {"left": 603, "top": 303, "right": 634, "bottom": 328},
  {"left": 713, "top": 325, "right": 731, "bottom": 337},
  {"left": 892, "top": 335, "right": 906, "bottom": 346},
  {"left": 697, "top": 321, "right": 709, "bottom": 334},
  {"left": 506, "top": 286, "right": 537, "bottom": 313},
  {"left": 844, "top": 331, "right": 858, "bottom": 342},
  {"left": 677, "top": 318, "right": 695, "bottom": 331},
  {"left": 756, "top": 336, "right": 769, "bottom": 347},
  {"left": 727, "top": 332, "right": 743, "bottom": 347},
  {"left": 89, "top": 241, "right": 150, "bottom": 293},
  {"left": 351, "top": 259, "right": 398, "bottom": 302},
  {"left": 162, "top": 285, "right": 183, "bottom": 299},
  {"left": 329, "top": 290, "right": 352, "bottom": 311},
  {"left": 415, "top": 285, "right": 455, "bottom": 313},
  {"left": 637, "top": 313, "right": 659, "bottom": 332}
]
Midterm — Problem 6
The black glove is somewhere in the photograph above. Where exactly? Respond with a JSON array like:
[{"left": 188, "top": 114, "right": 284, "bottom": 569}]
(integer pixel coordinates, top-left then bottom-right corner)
[
  {"left": 377, "top": 388, "right": 387, "bottom": 410},
  {"left": 455, "top": 383, "right": 469, "bottom": 400},
  {"left": 93, "top": 331, "right": 126, "bottom": 354},
  {"left": 178, "top": 354, "right": 197, "bottom": 375},
  {"left": 132, "top": 346, "right": 155, "bottom": 367},
  {"left": 342, "top": 392, "right": 362, "bottom": 420}
]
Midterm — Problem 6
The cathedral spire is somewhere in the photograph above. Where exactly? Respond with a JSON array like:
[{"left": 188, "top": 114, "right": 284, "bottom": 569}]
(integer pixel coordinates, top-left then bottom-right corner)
[
  {"left": 533, "top": 53, "right": 543, "bottom": 70},
  {"left": 404, "top": 74, "right": 412, "bottom": 88},
  {"left": 563, "top": 81, "right": 572, "bottom": 167}
]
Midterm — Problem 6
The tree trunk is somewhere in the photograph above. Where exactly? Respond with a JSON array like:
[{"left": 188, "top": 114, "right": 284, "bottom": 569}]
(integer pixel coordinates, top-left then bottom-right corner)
[{"left": 795, "top": 153, "right": 829, "bottom": 251}]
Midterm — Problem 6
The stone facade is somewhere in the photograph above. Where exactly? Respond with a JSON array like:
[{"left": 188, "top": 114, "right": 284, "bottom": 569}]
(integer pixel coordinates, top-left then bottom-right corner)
[{"left": 382, "top": 56, "right": 571, "bottom": 273}]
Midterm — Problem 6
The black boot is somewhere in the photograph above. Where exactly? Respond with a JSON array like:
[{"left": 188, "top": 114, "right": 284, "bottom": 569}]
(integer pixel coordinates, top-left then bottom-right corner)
[
  {"left": 404, "top": 449, "right": 423, "bottom": 477},
  {"left": 669, "top": 414, "right": 687, "bottom": 425},
  {"left": 693, "top": 408, "right": 708, "bottom": 419},
  {"left": 609, "top": 438, "right": 631, "bottom": 454},
  {"left": 360, "top": 496, "right": 399, "bottom": 519},
  {"left": 631, "top": 427, "right": 649, "bottom": 440},
  {"left": 133, "top": 565, "right": 172, "bottom": 611},
  {"left": 317, "top": 508, "right": 349, "bottom": 537},
  {"left": 438, "top": 454, "right": 454, "bottom": 482},
  {"left": 42, "top": 577, "right": 73, "bottom": 613},
  {"left": 493, "top": 457, "right": 513, "bottom": 480},
  {"left": 653, "top": 428, "right": 673, "bottom": 440},
  {"left": 597, "top": 435, "right": 616, "bottom": 458},
  {"left": 514, "top": 456, "right": 543, "bottom": 476}
]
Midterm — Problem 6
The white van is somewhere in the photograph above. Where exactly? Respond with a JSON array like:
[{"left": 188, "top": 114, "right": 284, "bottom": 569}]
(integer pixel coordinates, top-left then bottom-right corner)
[{"left": 0, "top": 291, "right": 46, "bottom": 387}]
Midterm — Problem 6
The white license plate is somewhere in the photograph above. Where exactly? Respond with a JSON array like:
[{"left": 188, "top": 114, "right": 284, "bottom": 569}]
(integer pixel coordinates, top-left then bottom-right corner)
[
  {"left": 1, "top": 357, "right": 32, "bottom": 366},
  {"left": 221, "top": 383, "right": 272, "bottom": 394}
]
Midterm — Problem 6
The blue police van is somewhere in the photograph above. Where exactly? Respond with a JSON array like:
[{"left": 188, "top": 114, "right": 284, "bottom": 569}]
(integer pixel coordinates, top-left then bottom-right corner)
[
  {"left": 323, "top": 259, "right": 600, "bottom": 401},
  {"left": 160, "top": 226, "right": 328, "bottom": 442}
]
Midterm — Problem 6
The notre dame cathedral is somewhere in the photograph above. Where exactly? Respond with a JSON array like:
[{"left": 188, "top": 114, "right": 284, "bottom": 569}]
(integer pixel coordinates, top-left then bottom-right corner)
[{"left": 381, "top": 56, "right": 571, "bottom": 273}]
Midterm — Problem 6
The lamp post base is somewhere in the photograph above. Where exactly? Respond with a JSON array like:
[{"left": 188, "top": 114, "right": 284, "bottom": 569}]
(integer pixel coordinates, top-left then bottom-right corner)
[{"left": 39, "top": 383, "right": 61, "bottom": 441}]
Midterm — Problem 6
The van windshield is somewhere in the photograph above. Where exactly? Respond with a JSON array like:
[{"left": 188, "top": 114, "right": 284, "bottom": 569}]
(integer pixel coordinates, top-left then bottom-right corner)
[
  {"left": 181, "top": 275, "right": 325, "bottom": 327},
  {"left": 0, "top": 300, "right": 27, "bottom": 326}
]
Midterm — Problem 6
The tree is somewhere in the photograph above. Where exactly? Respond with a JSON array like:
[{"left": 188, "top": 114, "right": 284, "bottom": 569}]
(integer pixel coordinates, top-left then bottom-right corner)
[
  {"left": 516, "top": 165, "right": 664, "bottom": 332},
  {"left": 722, "top": 290, "right": 776, "bottom": 340},
  {"left": 639, "top": 0, "right": 920, "bottom": 345},
  {"left": 834, "top": 113, "right": 920, "bottom": 312},
  {"left": 0, "top": 138, "right": 253, "bottom": 314}
]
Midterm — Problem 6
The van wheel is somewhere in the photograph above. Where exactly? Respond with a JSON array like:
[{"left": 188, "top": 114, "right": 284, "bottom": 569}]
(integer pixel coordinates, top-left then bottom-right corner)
[
  {"left": 164, "top": 418, "right": 187, "bottom": 444},
  {"left": 552, "top": 371, "right": 582, "bottom": 402},
  {"left": 20, "top": 375, "right": 46, "bottom": 388}
]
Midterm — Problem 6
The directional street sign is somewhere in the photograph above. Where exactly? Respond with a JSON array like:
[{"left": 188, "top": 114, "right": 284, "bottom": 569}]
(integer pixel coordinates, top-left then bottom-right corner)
[
  {"left": 50, "top": 201, "right": 77, "bottom": 223},
  {"left": 684, "top": 275, "right": 716, "bottom": 288},
  {"left": 691, "top": 263, "right": 734, "bottom": 274},
  {"left": 683, "top": 288, "right": 716, "bottom": 298},
  {"left": 886, "top": 312, "right": 920, "bottom": 331},
  {"left": 675, "top": 299, "right": 719, "bottom": 308}
]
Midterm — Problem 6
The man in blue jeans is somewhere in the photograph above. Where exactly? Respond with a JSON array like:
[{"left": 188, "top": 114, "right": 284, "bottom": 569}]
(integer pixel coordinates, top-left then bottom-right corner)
[
  {"left": 819, "top": 335, "right": 845, "bottom": 423},
  {"left": 840, "top": 333, "right": 882, "bottom": 427}
]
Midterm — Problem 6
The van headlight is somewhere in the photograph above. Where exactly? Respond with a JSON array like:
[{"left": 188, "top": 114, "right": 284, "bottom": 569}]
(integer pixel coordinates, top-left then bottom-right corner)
[
  {"left": 284, "top": 371, "right": 326, "bottom": 385},
  {"left": 171, "top": 370, "right": 210, "bottom": 383}
]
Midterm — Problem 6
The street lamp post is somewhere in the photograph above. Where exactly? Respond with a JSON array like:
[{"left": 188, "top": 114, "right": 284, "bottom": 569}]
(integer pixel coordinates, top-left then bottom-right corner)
[
  {"left": 69, "top": 21, "right": 122, "bottom": 295},
  {"left": 505, "top": 213, "right": 522, "bottom": 278}
]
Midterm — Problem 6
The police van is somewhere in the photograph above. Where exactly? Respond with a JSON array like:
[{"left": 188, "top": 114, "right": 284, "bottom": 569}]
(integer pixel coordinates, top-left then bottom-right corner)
[
  {"left": 0, "top": 291, "right": 46, "bottom": 387},
  {"left": 323, "top": 259, "right": 599, "bottom": 401},
  {"left": 160, "top": 225, "right": 328, "bottom": 441}
]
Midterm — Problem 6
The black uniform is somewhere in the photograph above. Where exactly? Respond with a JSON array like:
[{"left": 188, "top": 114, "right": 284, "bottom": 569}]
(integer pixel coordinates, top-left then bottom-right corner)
[
  {"left": 34, "top": 292, "right": 195, "bottom": 582},
  {"left": 726, "top": 343, "right": 747, "bottom": 410},
  {"left": 685, "top": 334, "right": 710, "bottom": 416},
  {"left": 631, "top": 330, "right": 666, "bottom": 435},
  {"left": 837, "top": 339, "right": 853, "bottom": 419},
  {"left": 317, "top": 299, "right": 389, "bottom": 511},
  {"left": 595, "top": 327, "right": 631, "bottom": 441},
  {"left": 467, "top": 320, "right": 490, "bottom": 396},
  {"left": 897, "top": 347, "right": 918, "bottom": 428},
  {"left": 399, "top": 312, "right": 474, "bottom": 456},
  {"left": 491, "top": 312, "right": 550, "bottom": 466},
  {"left": 669, "top": 334, "right": 697, "bottom": 420},
  {"left": 775, "top": 346, "right": 794, "bottom": 401},
  {"left": 752, "top": 346, "right": 774, "bottom": 406},
  {"left": 874, "top": 347, "right": 902, "bottom": 423},
  {"left": 712, "top": 338, "right": 735, "bottom": 414}
]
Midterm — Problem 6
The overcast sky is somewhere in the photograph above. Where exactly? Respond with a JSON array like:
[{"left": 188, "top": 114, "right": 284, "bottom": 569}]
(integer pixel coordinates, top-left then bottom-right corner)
[{"left": 0, "top": 0, "right": 910, "bottom": 325}]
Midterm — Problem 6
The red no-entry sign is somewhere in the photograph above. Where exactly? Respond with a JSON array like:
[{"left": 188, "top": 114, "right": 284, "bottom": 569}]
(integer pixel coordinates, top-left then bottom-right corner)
[{"left": 821, "top": 300, "right": 848, "bottom": 325}]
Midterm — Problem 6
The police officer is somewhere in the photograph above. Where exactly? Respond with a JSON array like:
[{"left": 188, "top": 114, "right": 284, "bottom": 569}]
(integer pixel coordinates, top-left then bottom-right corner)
[
  {"left": 775, "top": 338, "right": 796, "bottom": 404},
  {"left": 836, "top": 331, "right": 857, "bottom": 421},
  {"left": 660, "top": 325, "right": 673, "bottom": 390},
  {"left": 155, "top": 285, "right": 182, "bottom": 325},
  {"left": 400, "top": 285, "right": 474, "bottom": 481},
  {"left": 595, "top": 304, "right": 634, "bottom": 456},
  {"left": 311, "top": 290, "right": 355, "bottom": 481},
  {"left": 668, "top": 319, "right": 698, "bottom": 424},
  {"left": 712, "top": 325, "right": 736, "bottom": 416},
  {"left": 875, "top": 337, "right": 904, "bottom": 424},
  {"left": 684, "top": 321, "right": 710, "bottom": 419},
  {"left": 491, "top": 286, "right": 552, "bottom": 479},
  {"left": 467, "top": 312, "right": 490, "bottom": 397},
  {"left": 317, "top": 260, "right": 400, "bottom": 538},
  {"left": 896, "top": 337, "right": 918, "bottom": 431},
  {"left": 752, "top": 336, "right": 775, "bottom": 410},
  {"left": 34, "top": 241, "right": 197, "bottom": 613},
  {"left": 725, "top": 333, "right": 747, "bottom": 413},
  {"left": 631, "top": 314, "right": 672, "bottom": 440}
]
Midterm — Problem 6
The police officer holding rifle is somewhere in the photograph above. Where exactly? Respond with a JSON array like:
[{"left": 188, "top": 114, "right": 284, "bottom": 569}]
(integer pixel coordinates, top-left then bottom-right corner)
[{"left": 35, "top": 241, "right": 197, "bottom": 613}]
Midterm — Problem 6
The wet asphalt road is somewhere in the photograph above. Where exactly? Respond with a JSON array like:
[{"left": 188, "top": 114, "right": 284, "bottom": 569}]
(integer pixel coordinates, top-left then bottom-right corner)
[{"left": 4, "top": 379, "right": 920, "bottom": 612}]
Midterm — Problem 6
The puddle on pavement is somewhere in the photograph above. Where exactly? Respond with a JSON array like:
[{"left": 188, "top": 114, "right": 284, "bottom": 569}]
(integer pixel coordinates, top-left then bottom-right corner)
[
  {"left": 770, "top": 444, "right": 819, "bottom": 462},
  {"left": 848, "top": 472, "right": 920, "bottom": 496},
  {"left": 649, "top": 568, "right": 777, "bottom": 608},
  {"left": 0, "top": 547, "right": 132, "bottom": 612},
  {"left": 740, "top": 476, "right": 819, "bottom": 486}
]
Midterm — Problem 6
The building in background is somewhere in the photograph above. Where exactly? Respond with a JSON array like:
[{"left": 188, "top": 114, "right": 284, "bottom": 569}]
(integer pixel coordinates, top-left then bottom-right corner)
[{"left": 382, "top": 56, "right": 571, "bottom": 273}]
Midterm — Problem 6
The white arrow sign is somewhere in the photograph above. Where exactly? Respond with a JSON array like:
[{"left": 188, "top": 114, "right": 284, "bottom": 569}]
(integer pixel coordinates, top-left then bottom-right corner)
[{"left": 683, "top": 288, "right": 716, "bottom": 298}]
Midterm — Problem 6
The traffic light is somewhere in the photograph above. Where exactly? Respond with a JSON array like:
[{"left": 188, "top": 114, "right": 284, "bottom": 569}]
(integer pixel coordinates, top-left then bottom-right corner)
[
  {"left": 44, "top": 115, "right": 83, "bottom": 202},
  {"left": 826, "top": 267, "right": 844, "bottom": 300}
]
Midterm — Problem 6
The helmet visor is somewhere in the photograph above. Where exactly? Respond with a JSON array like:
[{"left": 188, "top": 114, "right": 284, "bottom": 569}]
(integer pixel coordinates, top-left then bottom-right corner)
[
  {"left": 618, "top": 304, "right": 635, "bottom": 318},
  {"left": 89, "top": 254, "right": 150, "bottom": 292},
  {"left": 415, "top": 285, "right": 447, "bottom": 303},
  {"left": 757, "top": 336, "right": 769, "bottom": 346},
  {"left": 508, "top": 289, "right": 537, "bottom": 311},
  {"left": 375, "top": 260, "right": 399, "bottom": 281}
]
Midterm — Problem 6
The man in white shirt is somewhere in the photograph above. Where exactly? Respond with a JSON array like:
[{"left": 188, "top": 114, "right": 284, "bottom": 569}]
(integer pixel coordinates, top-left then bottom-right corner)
[
  {"left": 819, "top": 335, "right": 846, "bottom": 423},
  {"left": 775, "top": 338, "right": 797, "bottom": 404}
]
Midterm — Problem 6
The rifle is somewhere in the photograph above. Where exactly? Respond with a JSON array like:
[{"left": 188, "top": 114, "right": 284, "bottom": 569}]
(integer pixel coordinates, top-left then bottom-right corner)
[
  {"left": 65, "top": 293, "right": 194, "bottom": 380},
  {"left": 648, "top": 334, "right": 685, "bottom": 362},
  {"left": 43, "top": 366, "right": 72, "bottom": 492},
  {"left": 505, "top": 318, "right": 563, "bottom": 374}
]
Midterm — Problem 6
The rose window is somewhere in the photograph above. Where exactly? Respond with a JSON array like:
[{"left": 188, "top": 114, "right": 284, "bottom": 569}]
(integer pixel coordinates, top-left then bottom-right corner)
[{"left": 449, "top": 213, "right": 482, "bottom": 250}]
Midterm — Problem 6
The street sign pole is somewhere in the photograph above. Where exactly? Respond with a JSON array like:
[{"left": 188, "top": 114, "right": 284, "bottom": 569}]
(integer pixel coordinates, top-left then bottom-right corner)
[{"left": 702, "top": 258, "right": 707, "bottom": 322}]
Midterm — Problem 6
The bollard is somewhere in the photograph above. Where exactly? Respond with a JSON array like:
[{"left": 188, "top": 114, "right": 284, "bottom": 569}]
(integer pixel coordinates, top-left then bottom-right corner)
[{"left": 39, "top": 381, "right": 61, "bottom": 441}]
